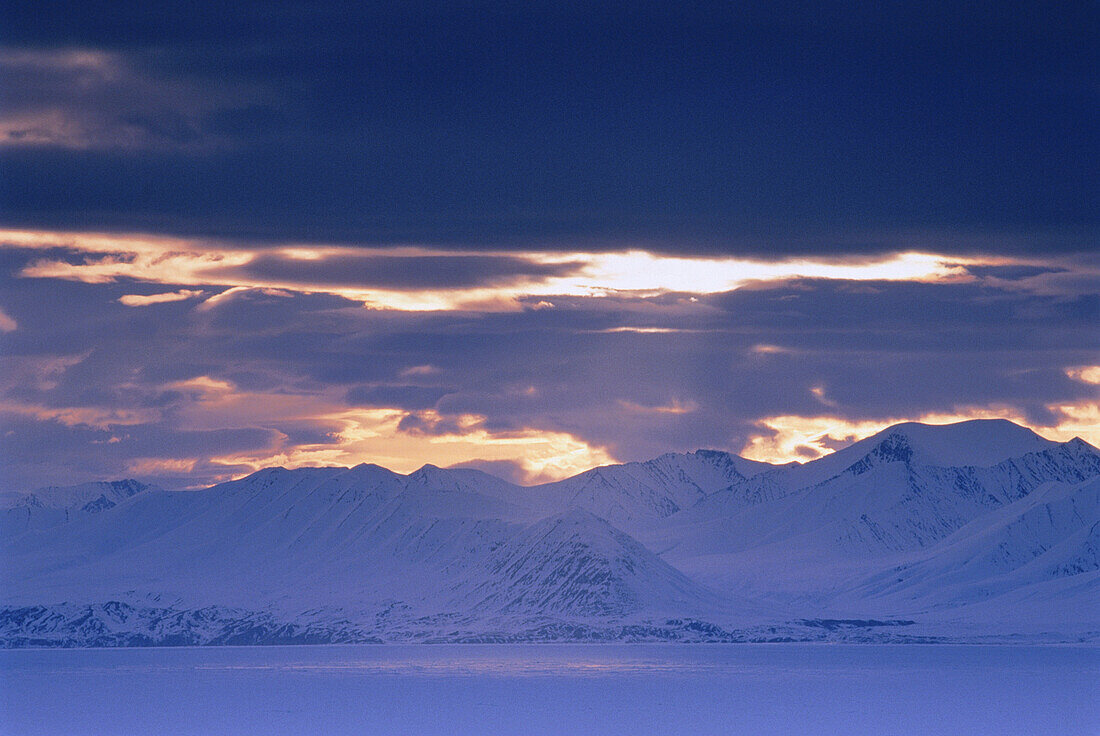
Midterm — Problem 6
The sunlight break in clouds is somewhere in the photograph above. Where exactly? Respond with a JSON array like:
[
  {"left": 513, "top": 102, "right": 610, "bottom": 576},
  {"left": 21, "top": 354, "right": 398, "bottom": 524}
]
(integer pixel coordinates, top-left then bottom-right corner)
[
  {"left": 1066, "top": 366, "right": 1100, "bottom": 385},
  {"left": 742, "top": 403, "right": 1100, "bottom": 464},
  {"left": 208, "top": 410, "right": 617, "bottom": 486},
  {"left": 5, "top": 228, "right": 1000, "bottom": 312},
  {"left": 164, "top": 377, "right": 615, "bottom": 485}
]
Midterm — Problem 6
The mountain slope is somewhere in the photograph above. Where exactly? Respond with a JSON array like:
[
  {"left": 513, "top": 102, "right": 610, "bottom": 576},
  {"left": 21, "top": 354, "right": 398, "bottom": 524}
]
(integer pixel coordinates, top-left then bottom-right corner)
[
  {"left": 1, "top": 479, "right": 158, "bottom": 537},
  {"left": 647, "top": 433, "right": 1100, "bottom": 605},
  {"left": 451, "top": 509, "right": 720, "bottom": 619},
  {"left": 858, "top": 477, "right": 1100, "bottom": 607},
  {"left": 523, "top": 449, "right": 774, "bottom": 527}
]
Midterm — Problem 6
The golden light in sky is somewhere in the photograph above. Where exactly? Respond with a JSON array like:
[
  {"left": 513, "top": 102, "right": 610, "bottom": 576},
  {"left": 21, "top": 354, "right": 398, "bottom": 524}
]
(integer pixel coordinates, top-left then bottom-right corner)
[{"left": 5, "top": 227, "right": 1007, "bottom": 313}]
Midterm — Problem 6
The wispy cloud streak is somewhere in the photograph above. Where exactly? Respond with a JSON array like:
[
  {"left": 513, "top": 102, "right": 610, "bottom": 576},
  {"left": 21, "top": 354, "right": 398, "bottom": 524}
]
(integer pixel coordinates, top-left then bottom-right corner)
[{"left": 4, "top": 228, "right": 1038, "bottom": 312}]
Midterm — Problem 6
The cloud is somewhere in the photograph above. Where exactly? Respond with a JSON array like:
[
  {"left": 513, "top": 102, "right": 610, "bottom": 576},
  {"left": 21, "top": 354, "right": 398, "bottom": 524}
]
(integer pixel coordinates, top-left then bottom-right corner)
[
  {"left": 7, "top": 228, "right": 1031, "bottom": 313},
  {"left": 398, "top": 365, "right": 439, "bottom": 378},
  {"left": 445, "top": 458, "right": 531, "bottom": 485},
  {"left": 0, "top": 232, "right": 1097, "bottom": 489},
  {"left": 0, "top": 401, "right": 160, "bottom": 430},
  {"left": 618, "top": 399, "right": 698, "bottom": 415},
  {"left": 234, "top": 253, "right": 586, "bottom": 289},
  {"left": 199, "top": 403, "right": 617, "bottom": 486},
  {"left": 1066, "top": 366, "right": 1100, "bottom": 385},
  {"left": 0, "top": 351, "right": 90, "bottom": 393},
  {"left": 0, "top": 306, "right": 16, "bottom": 331},
  {"left": 118, "top": 289, "right": 204, "bottom": 306},
  {"left": 750, "top": 344, "right": 795, "bottom": 355},
  {"left": 127, "top": 457, "right": 197, "bottom": 475},
  {"left": 961, "top": 264, "right": 1068, "bottom": 281},
  {"left": 0, "top": 48, "right": 262, "bottom": 151},
  {"left": 0, "top": 411, "right": 281, "bottom": 490}
]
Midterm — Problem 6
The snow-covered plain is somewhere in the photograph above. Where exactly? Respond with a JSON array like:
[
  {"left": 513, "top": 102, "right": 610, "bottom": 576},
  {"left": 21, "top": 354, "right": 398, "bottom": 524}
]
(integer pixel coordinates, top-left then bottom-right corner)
[
  {"left": 2, "top": 419, "right": 1098, "bottom": 645},
  {"left": 1, "top": 644, "right": 1096, "bottom": 735}
]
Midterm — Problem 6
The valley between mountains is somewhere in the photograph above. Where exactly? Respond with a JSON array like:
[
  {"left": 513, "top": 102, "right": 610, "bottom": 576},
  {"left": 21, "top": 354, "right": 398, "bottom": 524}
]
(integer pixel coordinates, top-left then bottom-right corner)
[{"left": 3, "top": 419, "right": 1098, "bottom": 646}]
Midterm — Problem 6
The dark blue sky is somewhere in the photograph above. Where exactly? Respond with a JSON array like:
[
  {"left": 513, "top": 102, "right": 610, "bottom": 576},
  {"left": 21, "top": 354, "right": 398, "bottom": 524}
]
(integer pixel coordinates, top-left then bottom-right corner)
[{"left": 0, "top": 2, "right": 1097, "bottom": 489}]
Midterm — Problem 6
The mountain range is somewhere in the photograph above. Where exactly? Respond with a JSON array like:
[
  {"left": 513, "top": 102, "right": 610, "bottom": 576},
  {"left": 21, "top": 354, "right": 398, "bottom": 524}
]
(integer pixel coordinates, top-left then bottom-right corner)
[{"left": 2, "top": 419, "right": 1098, "bottom": 646}]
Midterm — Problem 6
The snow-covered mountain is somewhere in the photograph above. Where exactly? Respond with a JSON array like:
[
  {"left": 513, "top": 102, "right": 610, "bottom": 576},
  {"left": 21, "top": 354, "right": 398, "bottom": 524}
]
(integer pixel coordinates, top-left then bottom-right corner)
[
  {"left": 520, "top": 449, "right": 774, "bottom": 528},
  {"left": 1, "top": 479, "right": 157, "bottom": 537},
  {"left": 2, "top": 420, "right": 1098, "bottom": 646},
  {"left": 858, "top": 476, "right": 1100, "bottom": 605},
  {"left": 450, "top": 509, "right": 721, "bottom": 619},
  {"left": 647, "top": 427, "right": 1100, "bottom": 608}
]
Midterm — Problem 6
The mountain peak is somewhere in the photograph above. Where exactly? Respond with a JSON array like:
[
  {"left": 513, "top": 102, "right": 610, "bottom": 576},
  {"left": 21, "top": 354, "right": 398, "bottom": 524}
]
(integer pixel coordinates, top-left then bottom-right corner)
[
  {"left": 403, "top": 464, "right": 457, "bottom": 490},
  {"left": 1066, "top": 436, "right": 1098, "bottom": 451},
  {"left": 407, "top": 463, "right": 505, "bottom": 485},
  {"left": 851, "top": 419, "right": 1057, "bottom": 468},
  {"left": 867, "top": 431, "right": 916, "bottom": 464},
  {"left": 350, "top": 462, "right": 393, "bottom": 473}
]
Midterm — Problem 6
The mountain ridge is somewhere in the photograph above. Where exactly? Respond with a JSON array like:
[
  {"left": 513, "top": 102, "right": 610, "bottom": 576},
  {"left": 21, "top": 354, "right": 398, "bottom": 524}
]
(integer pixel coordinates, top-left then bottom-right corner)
[{"left": 2, "top": 420, "right": 1098, "bottom": 646}]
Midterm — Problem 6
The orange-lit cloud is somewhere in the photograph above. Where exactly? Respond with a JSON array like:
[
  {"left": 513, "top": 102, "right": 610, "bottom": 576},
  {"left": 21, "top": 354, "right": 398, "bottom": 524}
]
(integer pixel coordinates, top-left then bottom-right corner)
[
  {"left": 208, "top": 410, "right": 617, "bottom": 486},
  {"left": 0, "top": 307, "right": 16, "bottom": 332},
  {"left": 158, "top": 376, "right": 616, "bottom": 484},
  {"left": 5, "top": 227, "right": 1095, "bottom": 489},
  {"left": 1066, "top": 366, "right": 1100, "bottom": 385},
  {"left": 1049, "top": 402, "right": 1100, "bottom": 441},
  {"left": 750, "top": 344, "right": 794, "bottom": 355},
  {"left": 4, "top": 228, "right": 1010, "bottom": 313},
  {"left": 809, "top": 385, "right": 838, "bottom": 408},
  {"left": 119, "top": 289, "right": 205, "bottom": 306},
  {"left": 127, "top": 457, "right": 199, "bottom": 475},
  {"left": 0, "top": 401, "right": 161, "bottom": 430},
  {"left": 741, "top": 403, "right": 1100, "bottom": 464}
]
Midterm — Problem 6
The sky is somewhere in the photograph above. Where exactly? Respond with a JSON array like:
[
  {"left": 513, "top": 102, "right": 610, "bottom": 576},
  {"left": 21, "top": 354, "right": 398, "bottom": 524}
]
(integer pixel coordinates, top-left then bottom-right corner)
[{"left": 0, "top": 1, "right": 1097, "bottom": 489}]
